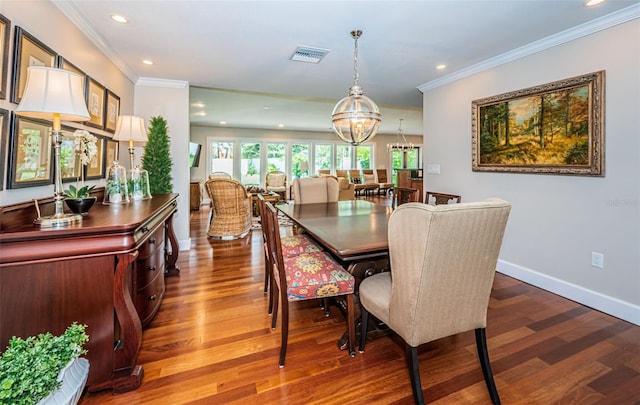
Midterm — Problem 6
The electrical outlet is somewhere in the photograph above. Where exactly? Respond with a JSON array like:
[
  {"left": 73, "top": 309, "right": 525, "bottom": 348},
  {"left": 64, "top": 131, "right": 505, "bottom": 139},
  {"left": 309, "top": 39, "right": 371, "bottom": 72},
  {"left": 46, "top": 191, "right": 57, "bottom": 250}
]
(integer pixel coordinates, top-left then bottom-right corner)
[{"left": 591, "top": 252, "right": 604, "bottom": 269}]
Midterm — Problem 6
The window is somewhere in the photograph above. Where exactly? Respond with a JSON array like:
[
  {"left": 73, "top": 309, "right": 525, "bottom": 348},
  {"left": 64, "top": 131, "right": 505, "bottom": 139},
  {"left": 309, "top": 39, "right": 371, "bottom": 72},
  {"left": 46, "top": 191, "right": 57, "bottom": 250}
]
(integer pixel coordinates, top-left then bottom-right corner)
[
  {"left": 210, "top": 141, "right": 234, "bottom": 176},
  {"left": 336, "top": 144, "right": 352, "bottom": 170},
  {"left": 291, "top": 143, "right": 310, "bottom": 178},
  {"left": 240, "top": 142, "right": 261, "bottom": 185},
  {"left": 267, "top": 143, "right": 286, "bottom": 173},
  {"left": 314, "top": 144, "right": 333, "bottom": 175},
  {"left": 355, "top": 145, "right": 372, "bottom": 169}
]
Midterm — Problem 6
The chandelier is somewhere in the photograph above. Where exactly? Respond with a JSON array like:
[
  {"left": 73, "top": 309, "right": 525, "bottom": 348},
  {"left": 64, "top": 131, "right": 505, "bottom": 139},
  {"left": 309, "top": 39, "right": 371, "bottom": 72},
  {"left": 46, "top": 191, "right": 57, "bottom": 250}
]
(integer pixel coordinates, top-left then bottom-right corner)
[
  {"left": 331, "top": 30, "right": 382, "bottom": 146},
  {"left": 387, "top": 119, "right": 414, "bottom": 152}
]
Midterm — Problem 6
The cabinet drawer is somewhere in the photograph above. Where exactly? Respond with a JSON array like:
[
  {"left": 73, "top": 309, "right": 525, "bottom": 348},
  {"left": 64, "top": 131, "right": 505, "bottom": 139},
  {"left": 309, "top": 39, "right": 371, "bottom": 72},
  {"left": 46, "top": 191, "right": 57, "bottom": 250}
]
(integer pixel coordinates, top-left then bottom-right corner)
[
  {"left": 136, "top": 241, "right": 165, "bottom": 288},
  {"left": 136, "top": 269, "right": 165, "bottom": 327},
  {"left": 138, "top": 225, "right": 165, "bottom": 258}
]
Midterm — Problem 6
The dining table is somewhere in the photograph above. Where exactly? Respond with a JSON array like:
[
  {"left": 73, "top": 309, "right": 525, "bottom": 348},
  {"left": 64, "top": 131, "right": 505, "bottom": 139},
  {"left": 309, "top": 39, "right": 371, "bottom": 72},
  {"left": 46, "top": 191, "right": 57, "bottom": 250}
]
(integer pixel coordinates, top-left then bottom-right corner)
[{"left": 276, "top": 199, "right": 394, "bottom": 349}]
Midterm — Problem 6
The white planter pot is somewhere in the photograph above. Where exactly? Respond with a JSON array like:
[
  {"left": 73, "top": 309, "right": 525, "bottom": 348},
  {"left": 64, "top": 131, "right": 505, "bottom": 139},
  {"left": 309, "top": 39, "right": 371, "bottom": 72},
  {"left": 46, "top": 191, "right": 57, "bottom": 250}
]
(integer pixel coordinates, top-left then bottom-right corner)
[{"left": 37, "top": 357, "right": 90, "bottom": 405}]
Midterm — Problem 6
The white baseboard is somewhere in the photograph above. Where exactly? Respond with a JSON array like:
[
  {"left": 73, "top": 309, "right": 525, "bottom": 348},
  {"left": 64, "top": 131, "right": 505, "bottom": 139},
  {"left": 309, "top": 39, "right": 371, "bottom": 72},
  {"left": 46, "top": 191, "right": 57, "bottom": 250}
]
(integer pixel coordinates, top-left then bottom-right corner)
[{"left": 497, "top": 259, "right": 640, "bottom": 326}]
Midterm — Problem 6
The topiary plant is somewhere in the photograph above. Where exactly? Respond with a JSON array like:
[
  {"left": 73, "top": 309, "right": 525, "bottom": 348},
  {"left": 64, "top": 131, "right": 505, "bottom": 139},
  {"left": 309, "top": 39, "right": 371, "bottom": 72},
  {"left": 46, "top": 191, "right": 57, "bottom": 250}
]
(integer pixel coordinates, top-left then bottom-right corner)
[
  {"left": 0, "top": 323, "right": 89, "bottom": 405},
  {"left": 142, "top": 116, "right": 173, "bottom": 195}
]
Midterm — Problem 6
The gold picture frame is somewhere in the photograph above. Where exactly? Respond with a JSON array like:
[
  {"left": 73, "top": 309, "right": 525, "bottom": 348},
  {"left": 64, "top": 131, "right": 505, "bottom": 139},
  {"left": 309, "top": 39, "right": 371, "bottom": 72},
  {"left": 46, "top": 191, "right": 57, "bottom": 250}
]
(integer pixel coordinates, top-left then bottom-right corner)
[
  {"left": 85, "top": 77, "right": 105, "bottom": 129},
  {"left": 471, "top": 71, "right": 604, "bottom": 176},
  {"left": 0, "top": 14, "right": 10, "bottom": 100},
  {"left": 106, "top": 138, "right": 119, "bottom": 168},
  {"left": 11, "top": 27, "right": 57, "bottom": 104},
  {"left": 59, "top": 129, "right": 80, "bottom": 182},
  {"left": 104, "top": 90, "right": 120, "bottom": 133},
  {"left": 8, "top": 116, "right": 53, "bottom": 188},
  {"left": 56, "top": 56, "right": 86, "bottom": 93},
  {"left": 86, "top": 135, "right": 105, "bottom": 179}
]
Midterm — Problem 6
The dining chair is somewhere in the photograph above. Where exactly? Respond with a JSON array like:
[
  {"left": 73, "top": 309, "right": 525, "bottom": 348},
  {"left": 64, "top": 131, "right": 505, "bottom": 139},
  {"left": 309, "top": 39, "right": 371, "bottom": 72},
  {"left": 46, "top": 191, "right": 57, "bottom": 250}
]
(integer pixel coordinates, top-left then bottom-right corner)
[
  {"left": 264, "top": 201, "right": 356, "bottom": 367},
  {"left": 425, "top": 191, "right": 461, "bottom": 205},
  {"left": 208, "top": 171, "right": 232, "bottom": 180},
  {"left": 204, "top": 178, "right": 252, "bottom": 239},
  {"left": 256, "top": 194, "right": 323, "bottom": 314},
  {"left": 375, "top": 169, "right": 394, "bottom": 196},
  {"left": 358, "top": 199, "right": 511, "bottom": 405},
  {"left": 392, "top": 187, "right": 420, "bottom": 208},
  {"left": 292, "top": 177, "right": 339, "bottom": 204}
]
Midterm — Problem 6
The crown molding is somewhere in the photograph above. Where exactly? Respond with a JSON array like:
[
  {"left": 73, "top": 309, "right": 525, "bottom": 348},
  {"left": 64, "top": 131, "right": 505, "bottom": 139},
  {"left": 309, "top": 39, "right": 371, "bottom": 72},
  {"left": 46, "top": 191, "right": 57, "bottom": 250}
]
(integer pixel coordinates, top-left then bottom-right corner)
[
  {"left": 136, "top": 77, "right": 189, "bottom": 88},
  {"left": 418, "top": 4, "right": 640, "bottom": 92},
  {"left": 52, "top": 0, "right": 138, "bottom": 83}
]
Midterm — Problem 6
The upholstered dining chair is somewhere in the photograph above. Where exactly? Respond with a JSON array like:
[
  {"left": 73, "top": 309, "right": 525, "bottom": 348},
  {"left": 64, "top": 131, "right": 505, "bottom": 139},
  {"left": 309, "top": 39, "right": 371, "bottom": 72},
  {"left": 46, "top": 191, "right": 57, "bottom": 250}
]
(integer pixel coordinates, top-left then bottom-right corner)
[
  {"left": 204, "top": 178, "right": 252, "bottom": 239},
  {"left": 292, "top": 177, "right": 339, "bottom": 204},
  {"left": 358, "top": 199, "right": 511, "bottom": 405},
  {"left": 392, "top": 187, "right": 420, "bottom": 208},
  {"left": 375, "top": 169, "right": 394, "bottom": 196},
  {"left": 265, "top": 171, "right": 287, "bottom": 200},
  {"left": 264, "top": 201, "right": 356, "bottom": 367},
  {"left": 425, "top": 191, "right": 462, "bottom": 205},
  {"left": 256, "top": 194, "right": 323, "bottom": 314}
]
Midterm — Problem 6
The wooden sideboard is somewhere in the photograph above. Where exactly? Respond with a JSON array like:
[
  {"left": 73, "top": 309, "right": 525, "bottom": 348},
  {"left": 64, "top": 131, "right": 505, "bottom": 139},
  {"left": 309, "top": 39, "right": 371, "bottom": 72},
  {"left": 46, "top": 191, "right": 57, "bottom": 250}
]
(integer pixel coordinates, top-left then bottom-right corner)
[
  {"left": 0, "top": 193, "right": 180, "bottom": 393},
  {"left": 396, "top": 169, "right": 424, "bottom": 202}
]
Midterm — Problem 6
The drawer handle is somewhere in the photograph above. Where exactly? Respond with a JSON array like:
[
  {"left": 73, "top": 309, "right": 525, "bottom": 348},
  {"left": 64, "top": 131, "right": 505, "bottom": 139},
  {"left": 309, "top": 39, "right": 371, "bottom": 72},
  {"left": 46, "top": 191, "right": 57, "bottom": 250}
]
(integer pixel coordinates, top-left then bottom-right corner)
[
  {"left": 148, "top": 294, "right": 157, "bottom": 301},
  {"left": 149, "top": 237, "right": 156, "bottom": 245},
  {"left": 149, "top": 266, "right": 156, "bottom": 272},
  {"left": 141, "top": 226, "right": 149, "bottom": 233}
]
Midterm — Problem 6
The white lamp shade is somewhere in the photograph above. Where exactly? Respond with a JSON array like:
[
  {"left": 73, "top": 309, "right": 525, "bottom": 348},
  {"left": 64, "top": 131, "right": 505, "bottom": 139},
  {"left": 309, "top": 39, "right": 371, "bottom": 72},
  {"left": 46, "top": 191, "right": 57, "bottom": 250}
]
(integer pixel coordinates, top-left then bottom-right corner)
[
  {"left": 113, "top": 115, "right": 147, "bottom": 142},
  {"left": 15, "top": 66, "right": 89, "bottom": 121}
]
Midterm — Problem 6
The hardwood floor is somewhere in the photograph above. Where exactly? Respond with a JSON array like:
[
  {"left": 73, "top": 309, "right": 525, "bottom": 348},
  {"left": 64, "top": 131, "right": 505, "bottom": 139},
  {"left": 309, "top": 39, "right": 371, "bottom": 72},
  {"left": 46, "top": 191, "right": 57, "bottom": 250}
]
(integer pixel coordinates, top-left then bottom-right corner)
[{"left": 81, "top": 196, "right": 640, "bottom": 404}]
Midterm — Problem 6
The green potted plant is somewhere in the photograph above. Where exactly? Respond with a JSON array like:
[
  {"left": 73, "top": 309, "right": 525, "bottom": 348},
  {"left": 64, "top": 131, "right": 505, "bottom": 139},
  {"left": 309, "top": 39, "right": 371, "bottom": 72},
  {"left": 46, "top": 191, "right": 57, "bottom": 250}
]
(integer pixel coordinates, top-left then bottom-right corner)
[
  {"left": 0, "top": 323, "right": 89, "bottom": 405},
  {"left": 63, "top": 130, "right": 98, "bottom": 215},
  {"left": 142, "top": 116, "right": 173, "bottom": 195}
]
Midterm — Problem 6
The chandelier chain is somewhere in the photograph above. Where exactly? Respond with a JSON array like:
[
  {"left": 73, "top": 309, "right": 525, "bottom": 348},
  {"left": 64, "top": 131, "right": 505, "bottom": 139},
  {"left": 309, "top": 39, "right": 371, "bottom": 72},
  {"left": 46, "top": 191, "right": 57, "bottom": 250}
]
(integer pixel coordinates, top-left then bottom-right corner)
[{"left": 352, "top": 30, "right": 360, "bottom": 86}]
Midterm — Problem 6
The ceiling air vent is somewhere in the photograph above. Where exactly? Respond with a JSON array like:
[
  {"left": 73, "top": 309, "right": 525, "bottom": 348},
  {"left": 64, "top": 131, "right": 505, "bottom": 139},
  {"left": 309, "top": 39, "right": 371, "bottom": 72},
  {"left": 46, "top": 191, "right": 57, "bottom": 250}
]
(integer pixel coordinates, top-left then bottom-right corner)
[{"left": 290, "top": 46, "right": 330, "bottom": 64}]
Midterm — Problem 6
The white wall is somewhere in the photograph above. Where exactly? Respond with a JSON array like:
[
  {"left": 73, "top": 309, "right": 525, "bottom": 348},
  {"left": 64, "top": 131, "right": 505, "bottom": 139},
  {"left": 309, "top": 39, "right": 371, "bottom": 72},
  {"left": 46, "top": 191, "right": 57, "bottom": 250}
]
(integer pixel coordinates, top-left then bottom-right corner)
[
  {"left": 135, "top": 80, "right": 190, "bottom": 250},
  {"left": 0, "top": 1, "right": 134, "bottom": 205},
  {"left": 422, "top": 19, "right": 640, "bottom": 324}
]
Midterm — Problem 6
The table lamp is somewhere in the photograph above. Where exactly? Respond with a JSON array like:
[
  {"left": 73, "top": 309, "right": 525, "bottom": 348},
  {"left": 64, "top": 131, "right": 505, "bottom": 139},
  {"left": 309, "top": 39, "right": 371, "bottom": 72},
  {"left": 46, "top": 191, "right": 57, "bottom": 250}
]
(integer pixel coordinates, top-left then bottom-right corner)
[
  {"left": 112, "top": 115, "right": 152, "bottom": 200},
  {"left": 15, "top": 66, "right": 90, "bottom": 227},
  {"left": 299, "top": 161, "right": 309, "bottom": 177}
]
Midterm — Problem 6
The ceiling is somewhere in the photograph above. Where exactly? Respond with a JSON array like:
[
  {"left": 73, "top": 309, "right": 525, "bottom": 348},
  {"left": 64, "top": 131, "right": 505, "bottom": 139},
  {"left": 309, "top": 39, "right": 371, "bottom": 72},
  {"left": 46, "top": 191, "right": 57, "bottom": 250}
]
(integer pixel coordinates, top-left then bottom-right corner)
[{"left": 54, "top": 0, "right": 638, "bottom": 136}]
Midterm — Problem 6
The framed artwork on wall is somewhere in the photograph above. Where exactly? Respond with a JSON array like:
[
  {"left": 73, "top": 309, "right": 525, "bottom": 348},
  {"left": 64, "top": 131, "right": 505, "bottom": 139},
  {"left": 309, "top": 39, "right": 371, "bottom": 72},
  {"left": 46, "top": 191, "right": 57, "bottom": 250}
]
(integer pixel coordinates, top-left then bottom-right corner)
[
  {"left": 86, "top": 135, "right": 105, "bottom": 179},
  {"left": 0, "top": 14, "right": 10, "bottom": 100},
  {"left": 106, "top": 138, "right": 119, "bottom": 168},
  {"left": 85, "top": 77, "right": 105, "bottom": 129},
  {"left": 11, "top": 27, "right": 57, "bottom": 104},
  {"left": 59, "top": 129, "right": 80, "bottom": 182},
  {"left": 7, "top": 116, "right": 53, "bottom": 189},
  {"left": 56, "top": 56, "right": 86, "bottom": 92},
  {"left": 471, "top": 71, "right": 605, "bottom": 176},
  {"left": 0, "top": 108, "right": 8, "bottom": 190},
  {"left": 104, "top": 90, "right": 120, "bottom": 133}
]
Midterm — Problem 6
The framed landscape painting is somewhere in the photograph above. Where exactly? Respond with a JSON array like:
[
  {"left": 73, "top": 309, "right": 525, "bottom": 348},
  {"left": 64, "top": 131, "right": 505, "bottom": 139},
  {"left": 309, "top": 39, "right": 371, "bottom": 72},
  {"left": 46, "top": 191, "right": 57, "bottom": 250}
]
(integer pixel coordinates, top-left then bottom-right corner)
[
  {"left": 471, "top": 71, "right": 604, "bottom": 176},
  {"left": 8, "top": 116, "right": 53, "bottom": 188}
]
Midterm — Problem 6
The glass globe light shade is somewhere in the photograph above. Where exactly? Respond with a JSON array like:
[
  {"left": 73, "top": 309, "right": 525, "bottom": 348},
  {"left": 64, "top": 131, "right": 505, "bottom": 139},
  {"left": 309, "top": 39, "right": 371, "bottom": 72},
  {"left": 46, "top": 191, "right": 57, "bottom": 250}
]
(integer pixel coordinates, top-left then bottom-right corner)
[{"left": 331, "top": 85, "right": 382, "bottom": 146}]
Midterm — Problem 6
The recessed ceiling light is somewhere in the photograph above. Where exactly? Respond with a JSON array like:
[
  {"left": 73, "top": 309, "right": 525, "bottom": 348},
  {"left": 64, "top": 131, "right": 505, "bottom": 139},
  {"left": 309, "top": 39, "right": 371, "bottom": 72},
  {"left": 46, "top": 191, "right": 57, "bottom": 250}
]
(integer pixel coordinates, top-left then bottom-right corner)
[
  {"left": 436, "top": 64, "right": 447, "bottom": 70},
  {"left": 111, "top": 14, "right": 128, "bottom": 24},
  {"left": 192, "top": 102, "right": 205, "bottom": 108},
  {"left": 142, "top": 59, "right": 153, "bottom": 65},
  {"left": 585, "top": 0, "right": 605, "bottom": 6},
  {"left": 277, "top": 124, "right": 285, "bottom": 128},
  {"left": 263, "top": 106, "right": 270, "bottom": 110},
  {"left": 193, "top": 112, "right": 206, "bottom": 117},
  {"left": 219, "top": 121, "right": 227, "bottom": 125}
]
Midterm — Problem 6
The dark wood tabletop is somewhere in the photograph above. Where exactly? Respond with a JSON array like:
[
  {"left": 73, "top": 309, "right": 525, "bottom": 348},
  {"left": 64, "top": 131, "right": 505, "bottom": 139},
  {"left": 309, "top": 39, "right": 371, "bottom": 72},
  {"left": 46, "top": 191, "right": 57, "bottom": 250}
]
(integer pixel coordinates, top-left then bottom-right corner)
[{"left": 276, "top": 200, "right": 392, "bottom": 261}]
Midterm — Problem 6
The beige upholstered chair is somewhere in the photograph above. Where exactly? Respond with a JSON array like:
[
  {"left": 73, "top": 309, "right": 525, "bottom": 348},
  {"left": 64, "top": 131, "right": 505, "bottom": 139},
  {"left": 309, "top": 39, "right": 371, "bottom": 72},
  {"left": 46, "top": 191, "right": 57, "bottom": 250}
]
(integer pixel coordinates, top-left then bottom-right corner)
[
  {"left": 361, "top": 169, "right": 380, "bottom": 196},
  {"left": 292, "top": 177, "right": 339, "bottom": 204},
  {"left": 425, "top": 191, "right": 462, "bottom": 205},
  {"left": 335, "top": 169, "right": 348, "bottom": 179},
  {"left": 208, "top": 171, "right": 232, "bottom": 180},
  {"left": 265, "top": 171, "right": 287, "bottom": 200},
  {"left": 204, "top": 178, "right": 252, "bottom": 240},
  {"left": 335, "top": 176, "right": 355, "bottom": 200},
  {"left": 359, "top": 199, "right": 512, "bottom": 405},
  {"left": 375, "top": 169, "right": 394, "bottom": 196}
]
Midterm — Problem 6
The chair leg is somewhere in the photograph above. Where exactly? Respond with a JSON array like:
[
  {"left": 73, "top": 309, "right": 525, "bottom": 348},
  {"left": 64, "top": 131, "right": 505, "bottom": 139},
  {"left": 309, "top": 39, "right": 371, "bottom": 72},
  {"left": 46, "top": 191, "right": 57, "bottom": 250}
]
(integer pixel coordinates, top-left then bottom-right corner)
[
  {"left": 359, "top": 305, "right": 369, "bottom": 353},
  {"left": 406, "top": 345, "right": 425, "bottom": 405},
  {"left": 475, "top": 328, "right": 501, "bottom": 405},
  {"left": 278, "top": 299, "right": 289, "bottom": 368},
  {"left": 271, "top": 275, "right": 279, "bottom": 330},
  {"left": 346, "top": 294, "right": 355, "bottom": 356}
]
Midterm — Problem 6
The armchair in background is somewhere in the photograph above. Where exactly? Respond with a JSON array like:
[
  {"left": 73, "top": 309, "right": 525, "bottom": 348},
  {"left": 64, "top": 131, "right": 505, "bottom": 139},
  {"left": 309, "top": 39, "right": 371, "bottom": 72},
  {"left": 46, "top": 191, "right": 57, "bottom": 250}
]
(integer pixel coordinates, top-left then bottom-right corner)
[
  {"left": 425, "top": 191, "right": 462, "bottom": 205},
  {"left": 204, "top": 178, "right": 252, "bottom": 240},
  {"left": 375, "top": 169, "right": 394, "bottom": 196},
  {"left": 266, "top": 171, "right": 287, "bottom": 200}
]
